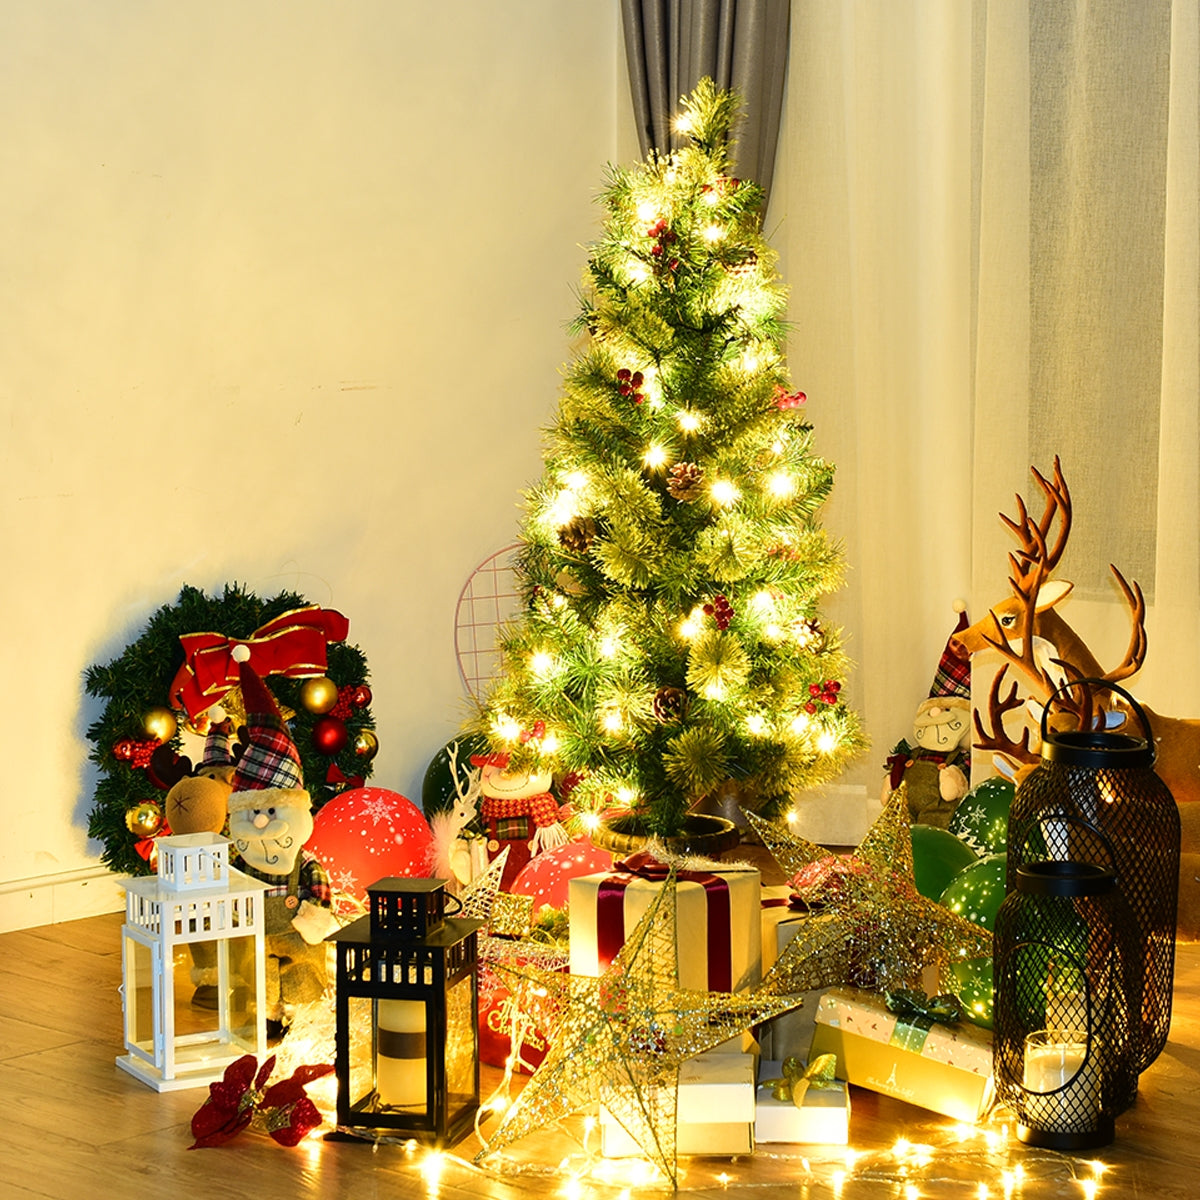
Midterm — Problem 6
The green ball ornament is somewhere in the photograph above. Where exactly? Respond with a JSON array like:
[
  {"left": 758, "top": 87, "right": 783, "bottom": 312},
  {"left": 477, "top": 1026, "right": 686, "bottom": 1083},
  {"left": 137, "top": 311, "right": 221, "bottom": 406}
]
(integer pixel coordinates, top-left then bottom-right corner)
[
  {"left": 947, "top": 956, "right": 995, "bottom": 1030},
  {"left": 940, "top": 852, "right": 1009, "bottom": 1030},
  {"left": 420, "top": 733, "right": 490, "bottom": 815},
  {"left": 948, "top": 776, "right": 1015, "bottom": 857},
  {"left": 938, "top": 852, "right": 1009, "bottom": 931},
  {"left": 910, "top": 824, "right": 977, "bottom": 901}
]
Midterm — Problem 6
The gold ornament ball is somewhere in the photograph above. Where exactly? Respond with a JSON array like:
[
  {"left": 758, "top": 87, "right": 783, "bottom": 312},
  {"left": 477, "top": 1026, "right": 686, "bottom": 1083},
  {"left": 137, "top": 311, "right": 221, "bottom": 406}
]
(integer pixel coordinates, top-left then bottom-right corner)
[
  {"left": 354, "top": 729, "right": 380, "bottom": 761},
  {"left": 142, "top": 706, "right": 178, "bottom": 743},
  {"left": 125, "top": 801, "right": 164, "bottom": 839},
  {"left": 300, "top": 676, "right": 339, "bottom": 714}
]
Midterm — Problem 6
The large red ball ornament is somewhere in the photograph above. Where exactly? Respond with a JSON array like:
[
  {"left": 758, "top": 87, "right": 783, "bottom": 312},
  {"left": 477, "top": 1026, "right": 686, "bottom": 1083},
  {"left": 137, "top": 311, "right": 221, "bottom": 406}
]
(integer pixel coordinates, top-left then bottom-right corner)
[
  {"left": 306, "top": 787, "right": 433, "bottom": 913},
  {"left": 312, "top": 715, "right": 348, "bottom": 756},
  {"left": 510, "top": 838, "right": 613, "bottom": 913}
]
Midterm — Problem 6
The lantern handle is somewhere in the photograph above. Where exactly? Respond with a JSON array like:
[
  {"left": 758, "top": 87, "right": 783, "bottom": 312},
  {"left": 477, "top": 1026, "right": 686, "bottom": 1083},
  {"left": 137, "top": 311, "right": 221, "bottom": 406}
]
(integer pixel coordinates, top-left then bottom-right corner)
[
  {"left": 1038, "top": 677, "right": 1155, "bottom": 763},
  {"left": 443, "top": 891, "right": 464, "bottom": 917},
  {"left": 998, "top": 938, "right": 1095, "bottom": 1098}
]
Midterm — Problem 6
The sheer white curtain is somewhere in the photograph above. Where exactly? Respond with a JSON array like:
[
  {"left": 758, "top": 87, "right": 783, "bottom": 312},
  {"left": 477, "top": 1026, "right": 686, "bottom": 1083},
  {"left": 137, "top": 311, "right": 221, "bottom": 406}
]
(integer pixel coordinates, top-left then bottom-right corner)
[{"left": 768, "top": 0, "right": 1199, "bottom": 791}]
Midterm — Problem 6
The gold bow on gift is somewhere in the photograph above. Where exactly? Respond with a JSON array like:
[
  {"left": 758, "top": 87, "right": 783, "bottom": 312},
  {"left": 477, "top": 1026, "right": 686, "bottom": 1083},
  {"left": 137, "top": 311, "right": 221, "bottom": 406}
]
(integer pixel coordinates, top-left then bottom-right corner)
[{"left": 762, "top": 1053, "right": 840, "bottom": 1108}]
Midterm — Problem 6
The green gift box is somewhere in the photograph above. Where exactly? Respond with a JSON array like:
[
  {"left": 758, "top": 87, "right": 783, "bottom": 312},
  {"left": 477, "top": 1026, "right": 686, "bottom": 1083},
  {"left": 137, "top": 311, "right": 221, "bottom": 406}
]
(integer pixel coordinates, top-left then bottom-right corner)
[{"left": 809, "top": 987, "right": 994, "bottom": 1123}]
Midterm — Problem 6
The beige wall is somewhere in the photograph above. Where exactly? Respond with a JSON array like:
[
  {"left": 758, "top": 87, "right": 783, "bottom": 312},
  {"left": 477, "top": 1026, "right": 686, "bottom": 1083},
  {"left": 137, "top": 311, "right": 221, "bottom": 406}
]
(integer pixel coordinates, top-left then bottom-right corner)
[{"left": 0, "top": 2, "right": 629, "bottom": 929}]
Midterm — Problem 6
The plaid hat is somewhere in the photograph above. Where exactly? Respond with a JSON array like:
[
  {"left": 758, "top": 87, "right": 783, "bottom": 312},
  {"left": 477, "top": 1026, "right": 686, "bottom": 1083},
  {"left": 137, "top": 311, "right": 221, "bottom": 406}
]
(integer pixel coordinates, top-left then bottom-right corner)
[
  {"left": 929, "top": 602, "right": 971, "bottom": 701},
  {"left": 227, "top": 645, "right": 309, "bottom": 814},
  {"left": 200, "top": 718, "right": 237, "bottom": 770}
]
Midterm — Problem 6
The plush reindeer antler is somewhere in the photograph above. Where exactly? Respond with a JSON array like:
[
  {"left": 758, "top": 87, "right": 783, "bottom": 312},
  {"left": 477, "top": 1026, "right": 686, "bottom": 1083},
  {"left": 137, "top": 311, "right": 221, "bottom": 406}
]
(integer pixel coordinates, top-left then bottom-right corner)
[
  {"left": 971, "top": 665, "right": 1040, "bottom": 772},
  {"left": 974, "top": 457, "right": 1147, "bottom": 702}
]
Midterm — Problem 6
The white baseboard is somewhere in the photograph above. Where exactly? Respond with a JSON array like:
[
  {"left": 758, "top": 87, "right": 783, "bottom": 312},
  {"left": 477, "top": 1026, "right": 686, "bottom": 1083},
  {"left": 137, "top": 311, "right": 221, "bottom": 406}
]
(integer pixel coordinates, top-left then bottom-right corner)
[{"left": 0, "top": 866, "right": 126, "bottom": 934}]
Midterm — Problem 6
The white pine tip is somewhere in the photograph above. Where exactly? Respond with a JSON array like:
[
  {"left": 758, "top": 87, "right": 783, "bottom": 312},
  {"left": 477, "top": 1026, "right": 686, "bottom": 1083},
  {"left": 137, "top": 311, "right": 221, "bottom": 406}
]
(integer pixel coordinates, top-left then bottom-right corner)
[{"left": 231, "top": 644, "right": 251, "bottom": 663}]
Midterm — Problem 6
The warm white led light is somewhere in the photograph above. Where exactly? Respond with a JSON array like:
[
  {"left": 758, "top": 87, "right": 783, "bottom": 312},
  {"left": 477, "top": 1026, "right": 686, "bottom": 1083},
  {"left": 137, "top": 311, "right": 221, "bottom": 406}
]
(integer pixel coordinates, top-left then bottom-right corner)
[
  {"left": 750, "top": 590, "right": 775, "bottom": 613},
  {"left": 703, "top": 682, "right": 726, "bottom": 700},
  {"left": 599, "top": 636, "right": 620, "bottom": 658},
  {"left": 710, "top": 479, "right": 740, "bottom": 506},
  {"left": 530, "top": 650, "right": 555, "bottom": 676},
  {"left": 817, "top": 729, "right": 839, "bottom": 754},
  {"left": 601, "top": 711, "right": 623, "bottom": 733},
  {"left": 768, "top": 470, "right": 795, "bottom": 498},
  {"left": 493, "top": 715, "right": 521, "bottom": 742},
  {"left": 546, "top": 489, "right": 579, "bottom": 529},
  {"left": 615, "top": 785, "right": 638, "bottom": 805},
  {"left": 745, "top": 714, "right": 767, "bottom": 736},
  {"left": 539, "top": 732, "right": 560, "bottom": 755},
  {"left": 636, "top": 199, "right": 659, "bottom": 222},
  {"left": 563, "top": 470, "right": 588, "bottom": 492},
  {"left": 703, "top": 223, "right": 725, "bottom": 242},
  {"left": 643, "top": 444, "right": 668, "bottom": 469},
  {"left": 790, "top": 713, "right": 812, "bottom": 734},
  {"left": 677, "top": 410, "right": 702, "bottom": 433},
  {"left": 679, "top": 608, "right": 705, "bottom": 640}
]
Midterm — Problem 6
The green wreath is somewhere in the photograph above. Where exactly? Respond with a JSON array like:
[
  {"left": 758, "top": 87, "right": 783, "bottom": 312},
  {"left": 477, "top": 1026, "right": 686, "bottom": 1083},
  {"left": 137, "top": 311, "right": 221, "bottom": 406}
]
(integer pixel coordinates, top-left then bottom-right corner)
[{"left": 85, "top": 582, "right": 376, "bottom": 877}]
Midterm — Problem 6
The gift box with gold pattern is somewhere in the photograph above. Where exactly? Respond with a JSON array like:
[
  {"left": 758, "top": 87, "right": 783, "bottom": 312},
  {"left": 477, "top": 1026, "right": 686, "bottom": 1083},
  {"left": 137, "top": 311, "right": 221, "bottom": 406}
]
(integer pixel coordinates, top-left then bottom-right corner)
[{"left": 809, "top": 987, "right": 994, "bottom": 1123}]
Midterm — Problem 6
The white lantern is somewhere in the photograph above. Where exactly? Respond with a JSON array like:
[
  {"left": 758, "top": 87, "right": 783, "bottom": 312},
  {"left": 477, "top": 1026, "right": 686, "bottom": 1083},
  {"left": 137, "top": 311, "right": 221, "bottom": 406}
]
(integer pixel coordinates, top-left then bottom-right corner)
[{"left": 118, "top": 833, "right": 268, "bottom": 1091}]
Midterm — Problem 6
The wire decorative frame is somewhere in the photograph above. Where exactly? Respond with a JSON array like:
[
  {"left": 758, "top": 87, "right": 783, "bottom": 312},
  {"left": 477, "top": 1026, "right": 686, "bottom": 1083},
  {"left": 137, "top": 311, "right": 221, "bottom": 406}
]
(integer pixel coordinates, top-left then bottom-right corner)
[{"left": 454, "top": 543, "right": 524, "bottom": 703}]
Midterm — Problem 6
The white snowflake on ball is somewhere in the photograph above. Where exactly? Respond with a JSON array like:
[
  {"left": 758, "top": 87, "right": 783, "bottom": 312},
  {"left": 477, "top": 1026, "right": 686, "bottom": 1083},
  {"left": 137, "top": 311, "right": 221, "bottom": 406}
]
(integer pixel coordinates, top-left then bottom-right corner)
[
  {"left": 358, "top": 793, "right": 399, "bottom": 826},
  {"left": 331, "top": 867, "right": 361, "bottom": 894}
]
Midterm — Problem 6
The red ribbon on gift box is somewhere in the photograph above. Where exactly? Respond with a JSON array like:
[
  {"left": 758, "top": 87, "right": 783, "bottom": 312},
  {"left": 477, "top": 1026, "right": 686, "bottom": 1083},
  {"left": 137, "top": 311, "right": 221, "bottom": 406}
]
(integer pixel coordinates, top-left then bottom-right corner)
[
  {"left": 596, "top": 850, "right": 732, "bottom": 992},
  {"left": 169, "top": 605, "right": 350, "bottom": 719}
]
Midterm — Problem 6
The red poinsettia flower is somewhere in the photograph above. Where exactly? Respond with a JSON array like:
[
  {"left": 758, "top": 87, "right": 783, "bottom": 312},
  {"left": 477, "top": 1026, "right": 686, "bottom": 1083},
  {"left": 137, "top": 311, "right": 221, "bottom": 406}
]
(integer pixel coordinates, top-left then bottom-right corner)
[
  {"left": 190, "top": 1054, "right": 273, "bottom": 1148},
  {"left": 189, "top": 1055, "right": 333, "bottom": 1149}
]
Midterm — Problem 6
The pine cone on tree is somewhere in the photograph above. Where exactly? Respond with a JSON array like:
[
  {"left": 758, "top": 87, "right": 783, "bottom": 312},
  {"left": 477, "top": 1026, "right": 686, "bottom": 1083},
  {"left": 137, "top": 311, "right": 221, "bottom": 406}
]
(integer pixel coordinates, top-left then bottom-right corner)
[
  {"left": 653, "top": 686, "right": 688, "bottom": 724},
  {"left": 667, "top": 462, "right": 705, "bottom": 501},
  {"left": 558, "top": 515, "right": 597, "bottom": 555}
]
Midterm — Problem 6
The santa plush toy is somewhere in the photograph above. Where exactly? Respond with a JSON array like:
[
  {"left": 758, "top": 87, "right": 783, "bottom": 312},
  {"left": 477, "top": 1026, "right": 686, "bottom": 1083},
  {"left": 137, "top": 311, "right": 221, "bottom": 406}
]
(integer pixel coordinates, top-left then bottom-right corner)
[
  {"left": 471, "top": 751, "right": 567, "bottom": 889},
  {"left": 226, "top": 645, "right": 337, "bottom": 1041},
  {"left": 883, "top": 604, "right": 973, "bottom": 828}
]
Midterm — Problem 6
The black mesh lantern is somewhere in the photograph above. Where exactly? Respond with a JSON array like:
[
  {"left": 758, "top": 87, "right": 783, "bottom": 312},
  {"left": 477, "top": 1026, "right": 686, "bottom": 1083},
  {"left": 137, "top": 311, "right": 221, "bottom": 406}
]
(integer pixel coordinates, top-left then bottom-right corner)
[
  {"left": 1006, "top": 680, "right": 1179, "bottom": 1072},
  {"left": 329, "top": 878, "right": 486, "bottom": 1144},
  {"left": 993, "top": 862, "right": 1141, "bottom": 1149}
]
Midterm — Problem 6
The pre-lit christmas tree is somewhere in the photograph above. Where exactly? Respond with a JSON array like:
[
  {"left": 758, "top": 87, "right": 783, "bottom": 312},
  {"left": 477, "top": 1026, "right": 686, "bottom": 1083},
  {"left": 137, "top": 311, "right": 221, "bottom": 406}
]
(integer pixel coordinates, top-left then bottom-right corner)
[{"left": 473, "top": 81, "right": 865, "bottom": 838}]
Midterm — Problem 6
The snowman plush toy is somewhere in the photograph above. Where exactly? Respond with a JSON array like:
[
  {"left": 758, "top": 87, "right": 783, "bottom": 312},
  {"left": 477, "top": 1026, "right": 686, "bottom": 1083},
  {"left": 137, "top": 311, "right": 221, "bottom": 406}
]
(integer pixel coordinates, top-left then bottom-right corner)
[{"left": 226, "top": 645, "right": 337, "bottom": 1041}]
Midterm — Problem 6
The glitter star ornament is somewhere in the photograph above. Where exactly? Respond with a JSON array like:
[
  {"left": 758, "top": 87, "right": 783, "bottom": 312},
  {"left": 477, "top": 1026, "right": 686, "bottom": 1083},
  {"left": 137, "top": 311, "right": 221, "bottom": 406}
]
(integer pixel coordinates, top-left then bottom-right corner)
[
  {"left": 750, "top": 788, "right": 992, "bottom": 996},
  {"left": 477, "top": 873, "right": 802, "bottom": 1186}
]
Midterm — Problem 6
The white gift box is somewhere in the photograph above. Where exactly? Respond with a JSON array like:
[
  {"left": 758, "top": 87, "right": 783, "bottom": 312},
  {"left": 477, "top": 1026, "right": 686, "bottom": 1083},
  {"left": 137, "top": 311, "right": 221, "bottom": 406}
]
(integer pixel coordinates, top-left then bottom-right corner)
[
  {"left": 754, "top": 1059, "right": 851, "bottom": 1144},
  {"left": 600, "top": 1051, "right": 756, "bottom": 1158},
  {"left": 569, "top": 863, "right": 762, "bottom": 993}
]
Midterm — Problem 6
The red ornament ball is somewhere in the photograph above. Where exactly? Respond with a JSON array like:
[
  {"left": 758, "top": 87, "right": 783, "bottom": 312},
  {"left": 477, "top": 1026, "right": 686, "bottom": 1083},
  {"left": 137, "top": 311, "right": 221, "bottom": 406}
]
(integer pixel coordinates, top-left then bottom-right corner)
[
  {"left": 306, "top": 787, "right": 433, "bottom": 914},
  {"left": 312, "top": 715, "right": 348, "bottom": 756},
  {"left": 510, "top": 838, "right": 612, "bottom": 914},
  {"left": 351, "top": 685, "right": 373, "bottom": 709}
]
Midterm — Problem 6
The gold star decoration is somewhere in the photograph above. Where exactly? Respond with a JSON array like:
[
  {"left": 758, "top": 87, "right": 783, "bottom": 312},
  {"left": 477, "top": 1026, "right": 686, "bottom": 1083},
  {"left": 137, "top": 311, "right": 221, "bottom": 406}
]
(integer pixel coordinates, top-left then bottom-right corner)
[
  {"left": 476, "top": 872, "right": 802, "bottom": 1187},
  {"left": 748, "top": 788, "right": 991, "bottom": 997}
]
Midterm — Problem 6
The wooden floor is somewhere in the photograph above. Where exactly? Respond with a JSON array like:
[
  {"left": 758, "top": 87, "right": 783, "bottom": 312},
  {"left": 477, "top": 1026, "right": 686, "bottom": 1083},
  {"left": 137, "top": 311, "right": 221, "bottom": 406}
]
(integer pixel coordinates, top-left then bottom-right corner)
[{"left": 2, "top": 912, "right": 1199, "bottom": 1199}]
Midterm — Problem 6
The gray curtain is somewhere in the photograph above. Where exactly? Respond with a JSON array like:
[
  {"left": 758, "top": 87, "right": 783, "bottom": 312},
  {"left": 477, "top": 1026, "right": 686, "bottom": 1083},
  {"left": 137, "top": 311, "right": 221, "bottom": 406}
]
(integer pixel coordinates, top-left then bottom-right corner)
[{"left": 620, "top": 0, "right": 790, "bottom": 205}]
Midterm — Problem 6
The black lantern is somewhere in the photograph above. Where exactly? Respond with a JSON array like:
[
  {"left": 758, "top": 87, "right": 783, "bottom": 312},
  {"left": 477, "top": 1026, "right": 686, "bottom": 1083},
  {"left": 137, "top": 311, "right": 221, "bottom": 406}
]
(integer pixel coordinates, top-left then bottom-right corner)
[
  {"left": 329, "top": 878, "right": 486, "bottom": 1144},
  {"left": 993, "top": 862, "right": 1141, "bottom": 1150},
  {"left": 1006, "top": 680, "right": 1179, "bottom": 1073}
]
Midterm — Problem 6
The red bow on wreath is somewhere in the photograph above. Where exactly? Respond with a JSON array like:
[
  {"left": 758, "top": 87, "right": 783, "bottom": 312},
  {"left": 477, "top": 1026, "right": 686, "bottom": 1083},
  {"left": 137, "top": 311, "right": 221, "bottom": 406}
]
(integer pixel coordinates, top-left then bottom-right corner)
[
  {"left": 169, "top": 605, "right": 349, "bottom": 719},
  {"left": 189, "top": 1054, "right": 334, "bottom": 1149}
]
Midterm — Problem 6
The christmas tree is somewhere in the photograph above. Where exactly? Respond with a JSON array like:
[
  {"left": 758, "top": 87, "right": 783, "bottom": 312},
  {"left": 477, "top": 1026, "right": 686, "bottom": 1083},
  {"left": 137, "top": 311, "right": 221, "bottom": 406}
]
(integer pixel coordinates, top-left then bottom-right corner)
[{"left": 472, "top": 81, "right": 865, "bottom": 838}]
